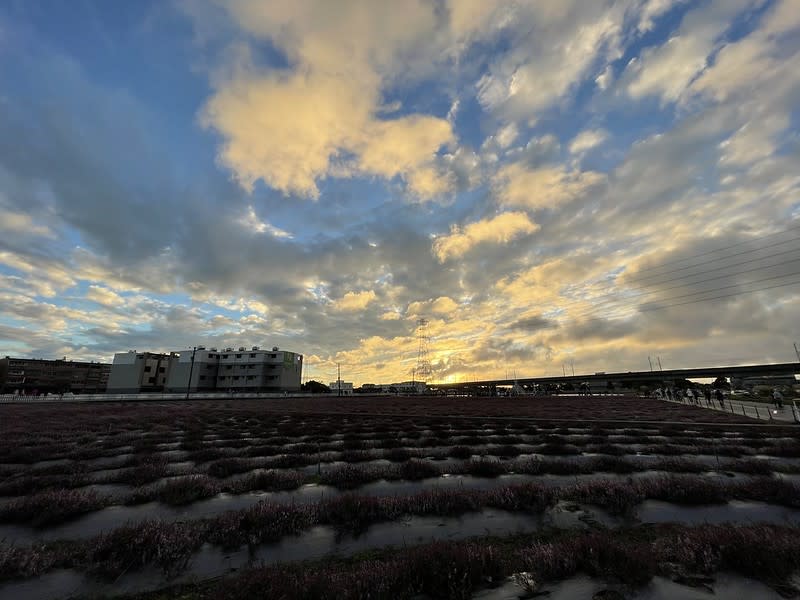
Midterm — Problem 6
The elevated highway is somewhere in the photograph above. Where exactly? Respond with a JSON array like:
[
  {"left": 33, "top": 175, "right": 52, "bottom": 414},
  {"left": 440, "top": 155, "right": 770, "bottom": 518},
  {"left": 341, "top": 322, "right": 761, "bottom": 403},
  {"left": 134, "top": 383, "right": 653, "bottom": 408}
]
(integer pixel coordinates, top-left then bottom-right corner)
[{"left": 429, "top": 362, "right": 800, "bottom": 391}]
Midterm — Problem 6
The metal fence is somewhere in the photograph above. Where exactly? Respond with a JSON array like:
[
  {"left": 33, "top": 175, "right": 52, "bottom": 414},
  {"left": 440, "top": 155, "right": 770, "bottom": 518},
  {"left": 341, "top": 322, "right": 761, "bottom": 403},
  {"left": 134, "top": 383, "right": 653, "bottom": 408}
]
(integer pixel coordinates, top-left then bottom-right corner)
[
  {"left": 0, "top": 391, "right": 311, "bottom": 404},
  {"left": 658, "top": 394, "right": 800, "bottom": 423}
]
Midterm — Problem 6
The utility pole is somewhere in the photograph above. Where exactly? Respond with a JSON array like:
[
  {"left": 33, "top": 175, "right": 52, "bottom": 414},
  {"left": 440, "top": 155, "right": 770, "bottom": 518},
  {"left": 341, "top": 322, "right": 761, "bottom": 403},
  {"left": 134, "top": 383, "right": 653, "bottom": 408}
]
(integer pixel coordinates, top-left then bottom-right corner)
[
  {"left": 571, "top": 361, "right": 575, "bottom": 376},
  {"left": 337, "top": 362, "right": 341, "bottom": 397},
  {"left": 794, "top": 343, "right": 800, "bottom": 362},
  {"left": 185, "top": 346, "right": 197, "bottom": 401},
  {"left": 648, "top": 356, "right": 653, "bottom": 372},
  {"left": 562, "top": 364, "right": 566, "bottom": 377},
  {"left": 657, "top": 356, "right": 663, "bottom": 371}
]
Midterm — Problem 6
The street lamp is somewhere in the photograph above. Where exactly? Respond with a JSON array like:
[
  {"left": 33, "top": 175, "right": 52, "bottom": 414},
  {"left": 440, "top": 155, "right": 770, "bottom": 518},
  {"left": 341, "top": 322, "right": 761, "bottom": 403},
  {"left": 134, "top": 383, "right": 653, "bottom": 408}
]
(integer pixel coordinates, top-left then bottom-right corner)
[{"left": 185, "top": 346, "right": 197, "bottom": 401}]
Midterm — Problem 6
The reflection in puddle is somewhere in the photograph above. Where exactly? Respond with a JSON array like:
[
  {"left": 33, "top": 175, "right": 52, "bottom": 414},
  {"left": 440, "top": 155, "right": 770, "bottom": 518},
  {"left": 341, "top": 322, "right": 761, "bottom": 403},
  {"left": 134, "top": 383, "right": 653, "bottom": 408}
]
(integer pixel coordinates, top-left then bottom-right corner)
[
  {"left": 474, "top": 573, "right": 783, "bottom": 600},
  {"left": 636, "top": 500, "right": 800, "bottom": 525}
]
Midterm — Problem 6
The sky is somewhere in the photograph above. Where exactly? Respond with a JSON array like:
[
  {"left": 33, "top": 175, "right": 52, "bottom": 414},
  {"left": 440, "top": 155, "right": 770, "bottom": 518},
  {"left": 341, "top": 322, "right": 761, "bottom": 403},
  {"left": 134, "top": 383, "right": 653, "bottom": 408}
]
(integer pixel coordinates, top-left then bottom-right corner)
[{"left": 1, "top": 0, "right": 799, "bottom": 386}]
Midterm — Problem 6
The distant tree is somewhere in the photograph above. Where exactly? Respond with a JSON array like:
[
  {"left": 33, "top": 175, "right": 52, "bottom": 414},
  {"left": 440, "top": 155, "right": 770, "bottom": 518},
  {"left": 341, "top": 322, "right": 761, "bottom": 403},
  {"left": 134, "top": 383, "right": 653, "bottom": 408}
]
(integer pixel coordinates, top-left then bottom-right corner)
[
  {"left": 301, "top": 380, "right": 330, "bottom": 394},
  {"left": 562, "top": 382, "right": 575, "bottom": 391},
  {"left": 712, "top": 376, "right": 731, "bottom": 390}
]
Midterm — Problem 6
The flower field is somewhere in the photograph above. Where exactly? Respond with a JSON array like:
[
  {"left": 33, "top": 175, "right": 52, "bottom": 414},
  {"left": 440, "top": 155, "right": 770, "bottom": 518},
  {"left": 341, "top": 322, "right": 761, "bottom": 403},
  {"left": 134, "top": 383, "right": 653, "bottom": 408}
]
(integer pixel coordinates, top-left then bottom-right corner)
[{"left": 1, "top": 396, "right": 799, "bottom": 598}]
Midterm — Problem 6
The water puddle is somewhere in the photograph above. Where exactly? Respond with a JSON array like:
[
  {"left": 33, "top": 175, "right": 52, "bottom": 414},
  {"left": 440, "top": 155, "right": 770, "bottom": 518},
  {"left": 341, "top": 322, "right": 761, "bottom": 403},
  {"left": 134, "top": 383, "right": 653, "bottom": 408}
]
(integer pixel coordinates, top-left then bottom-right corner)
[
  {"left": 639, "top": 573, "right": 784, "bottom": 599},
  {"left": 0, "top": 485, "right": 338, "bottom": 543},
  {"left": 636, "top": 500, "right": 800, "bottom": 525},
  {"left": 474, "top": 573, "right": 783, "bottom": 599},
  {"left": 1, "top": 510, "right": 545, "bottom": 599}
]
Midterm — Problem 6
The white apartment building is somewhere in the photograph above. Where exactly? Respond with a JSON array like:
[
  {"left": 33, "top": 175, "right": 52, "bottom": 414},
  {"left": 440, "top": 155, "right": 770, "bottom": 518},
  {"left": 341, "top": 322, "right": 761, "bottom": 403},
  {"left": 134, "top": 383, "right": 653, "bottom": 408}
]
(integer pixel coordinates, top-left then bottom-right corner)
[
  {"left": 164, "top": 347, "right": 221, "bottom": 392},
  {"left": 109, "top": 345, "right": 303, "bottom": 394},
  {"left": 215, "top": 346, "right": 303, "bottom": 392},
  {"left": 107, "top": 351, "right": 175, "bottom": 393}
]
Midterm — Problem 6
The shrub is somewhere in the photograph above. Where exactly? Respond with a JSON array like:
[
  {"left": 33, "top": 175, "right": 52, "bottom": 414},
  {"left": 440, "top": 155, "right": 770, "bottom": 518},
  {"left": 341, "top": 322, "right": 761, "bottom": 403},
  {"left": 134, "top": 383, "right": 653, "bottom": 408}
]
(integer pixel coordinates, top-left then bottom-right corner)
[
  {"left": 207, "top": 458, "right": 254, "bottom": 478},
  {"left": 590, "top": 456, "right": 638, "bottom": 474},
  {"left": 318, "top": 494, "right": 398, "bottom": 533},
  {"left": 491, "top": 445, "right": 522, "bottom": 458},
  {"left": 227, "top": 470, "right": 305, "bottom": 494},
  {"left": 154, "top": 475, "right": 220, "bottom": 506},
  {"left": 0, "top": 489, "right": 108, "bottom": 527},
  {"left": 87, "top": 520, "right": 205, "bottom": 578},
  {"left": 465, "top": 459, "right": 507, "bottom": 478},
  {"left": 113, "top": 455, "right": 169, "bottom": 486},
  {"left": 210, "top": 502, "right": 315, "bottom": 549},
  {"left": 245, "top": 444, "right": 281, "bottom": 458},
  {"left": 340, "top": 449, "right": 375, "bottom": 463},
  {"left": 538, "top": 443, "right": 581, "bottom": 456},
  {"left": 384, "top": 447, "right": 414, "bottom": 462},
  {"left": 0, "top": 541, "right": 56, "bottom": 581},
  {"left": 320, "top": 464, "right": 382, "bottom": 489},
  {"left": 448, "top": 446, "right": 473, "bottom": 459},
  {"left": 397, "top": 459, "right": 440, "bottom": 481}
]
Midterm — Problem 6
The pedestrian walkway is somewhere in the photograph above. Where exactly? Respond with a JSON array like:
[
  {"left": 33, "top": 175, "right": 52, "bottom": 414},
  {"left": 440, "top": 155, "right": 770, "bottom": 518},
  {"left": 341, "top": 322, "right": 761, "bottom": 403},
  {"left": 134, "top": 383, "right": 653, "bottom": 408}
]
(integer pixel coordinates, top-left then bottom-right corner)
[{"left": 661, "top": 395, "right": 799, "bottom": 423}]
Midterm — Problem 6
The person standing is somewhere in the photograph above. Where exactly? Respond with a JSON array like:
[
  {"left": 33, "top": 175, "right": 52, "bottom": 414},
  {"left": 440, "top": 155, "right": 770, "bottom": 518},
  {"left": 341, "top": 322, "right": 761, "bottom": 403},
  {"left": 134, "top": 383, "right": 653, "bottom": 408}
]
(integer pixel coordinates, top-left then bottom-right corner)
[
  {"left": 773, "top": 388, "right": 784, "bottom": 409},
  {"left": 716, "top": 388, "right": 724, "bottom": 408}
]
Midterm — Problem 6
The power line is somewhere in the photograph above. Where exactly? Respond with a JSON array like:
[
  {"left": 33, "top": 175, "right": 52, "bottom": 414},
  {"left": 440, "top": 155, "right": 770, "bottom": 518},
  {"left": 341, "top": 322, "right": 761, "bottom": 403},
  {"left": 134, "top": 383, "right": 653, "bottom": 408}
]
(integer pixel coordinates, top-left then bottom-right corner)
[
  {"left": 638, "top": 273, "right": 800, "bottom": 311},
  {"left": 558, "top": 256, "right": 800, "bottom": 319},
  {"left": 631, "top": 238, "right": 798, "bottom": 282},
  {"left": 627, "top": 222, "right": 800, "bottom": 275},
  {"left": 513, "top": 278, "right": 800, "bottom": 333},
  {"left": 624, "top": 243, "right": 800, "bottom": 285},
  {"left": 514, "top": 252, "right": 800, "bottom": 327},
  {"left": 502, "top": 233, "right": 800, "bottom": 324}
]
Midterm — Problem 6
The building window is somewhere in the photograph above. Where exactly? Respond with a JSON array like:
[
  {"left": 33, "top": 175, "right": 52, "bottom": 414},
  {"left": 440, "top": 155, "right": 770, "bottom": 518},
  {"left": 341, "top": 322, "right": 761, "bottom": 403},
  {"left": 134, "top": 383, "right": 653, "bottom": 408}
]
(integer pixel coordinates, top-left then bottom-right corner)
[
  {"left": 269, "top": 354, "right": 277, "bottom": 358},
  {"left": 158, "top": 367, "right": 165, "bottom": 373},
  {"left": 222, "top": 354, "right": 229, "bottom": 359},
  {"left": 250, "top": 353, "right": 256, "bottom": 357},
  {"left": 247, "top": 375, "right": 255, "bottom": 380},
  {"left": 199, "top": 375, "right": 206, "bottom": 381},
  {"left": 144, "top": 366, "right": 152, "bottom": 372},
  {"left": 248, "top": 364, "right": 255, "bottom": 369},
  {"left": 208, "top": 353, "right": 215, "bottom": 358},
  {"left": 207, "top": 364, "right": 214, "bottom": 369},
  {"left": 147, "top": 376, "right": 155, "bottom": 383},
  {"left": 236, "top": 354, "right": 242, "bottom": 359},
  {"left": 226, "top": 365, "right": 232, "bottom": 370},
  {"left": 233, "top": 376, "right": 240, "bottom": 380},
  {"left": 219, "top": 376, "right": 226, "bottom": 380}
]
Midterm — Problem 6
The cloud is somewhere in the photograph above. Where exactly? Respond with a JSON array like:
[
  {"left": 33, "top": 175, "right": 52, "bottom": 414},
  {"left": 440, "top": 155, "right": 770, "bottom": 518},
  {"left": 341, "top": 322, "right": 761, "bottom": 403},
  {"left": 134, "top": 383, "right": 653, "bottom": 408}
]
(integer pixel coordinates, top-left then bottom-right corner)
[
  {"left": 508, "top": 315, "right": 555, "bottom": 332},
  {"left": 86, "top": 285, "right": 125, "bottom": 307},
  {"left": 433, "top": 211, "right": 539, "bottom": 262},
  {"left": 624, "top": 0, "right": 757, "bottom": 104},
  {"left": 638, "top": 0, "right": 683, "bottom": 33},
  {"left": 200, "top": 1, "right": 455, "bottom": 199},
  {"left": 474, "top": 2, "right": 629, "bottom": 120},
  {"left": 494, "top": 163, "right": 606, "bottom": 210},
  {"left": 408, "top": 296, "right": 460, "bottom": 316},
  {"left": 569, "top": 129, "right": 608, "bottom": 154},
  {"left": 0, "top": 208, "right": 54, "bottom": 238},
  {"left": 333, "top": 289, "right": 377, "bottom": 312},
  {"left": 237, "top": 205, "right": 293, "bottom": 238}
]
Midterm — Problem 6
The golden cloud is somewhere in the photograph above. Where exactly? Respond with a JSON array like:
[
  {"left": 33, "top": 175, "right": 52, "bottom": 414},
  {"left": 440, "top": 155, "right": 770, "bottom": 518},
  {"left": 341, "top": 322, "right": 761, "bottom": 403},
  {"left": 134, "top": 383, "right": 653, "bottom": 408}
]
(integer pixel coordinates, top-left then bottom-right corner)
[
  {"left": 494, "top": 163, "right": 606, "bottom": 210},
  {"left": 433, "top": 211, "right": 539, "bottom": 262},
  {"left": 333, "top": 289, "right": 377, "bottom": 312},
  {"left": 202, "top": 1, "right": 455, "bottom": 199},
  {"left": 86, "top": 285, "right": 125, "bottom": 308}
]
